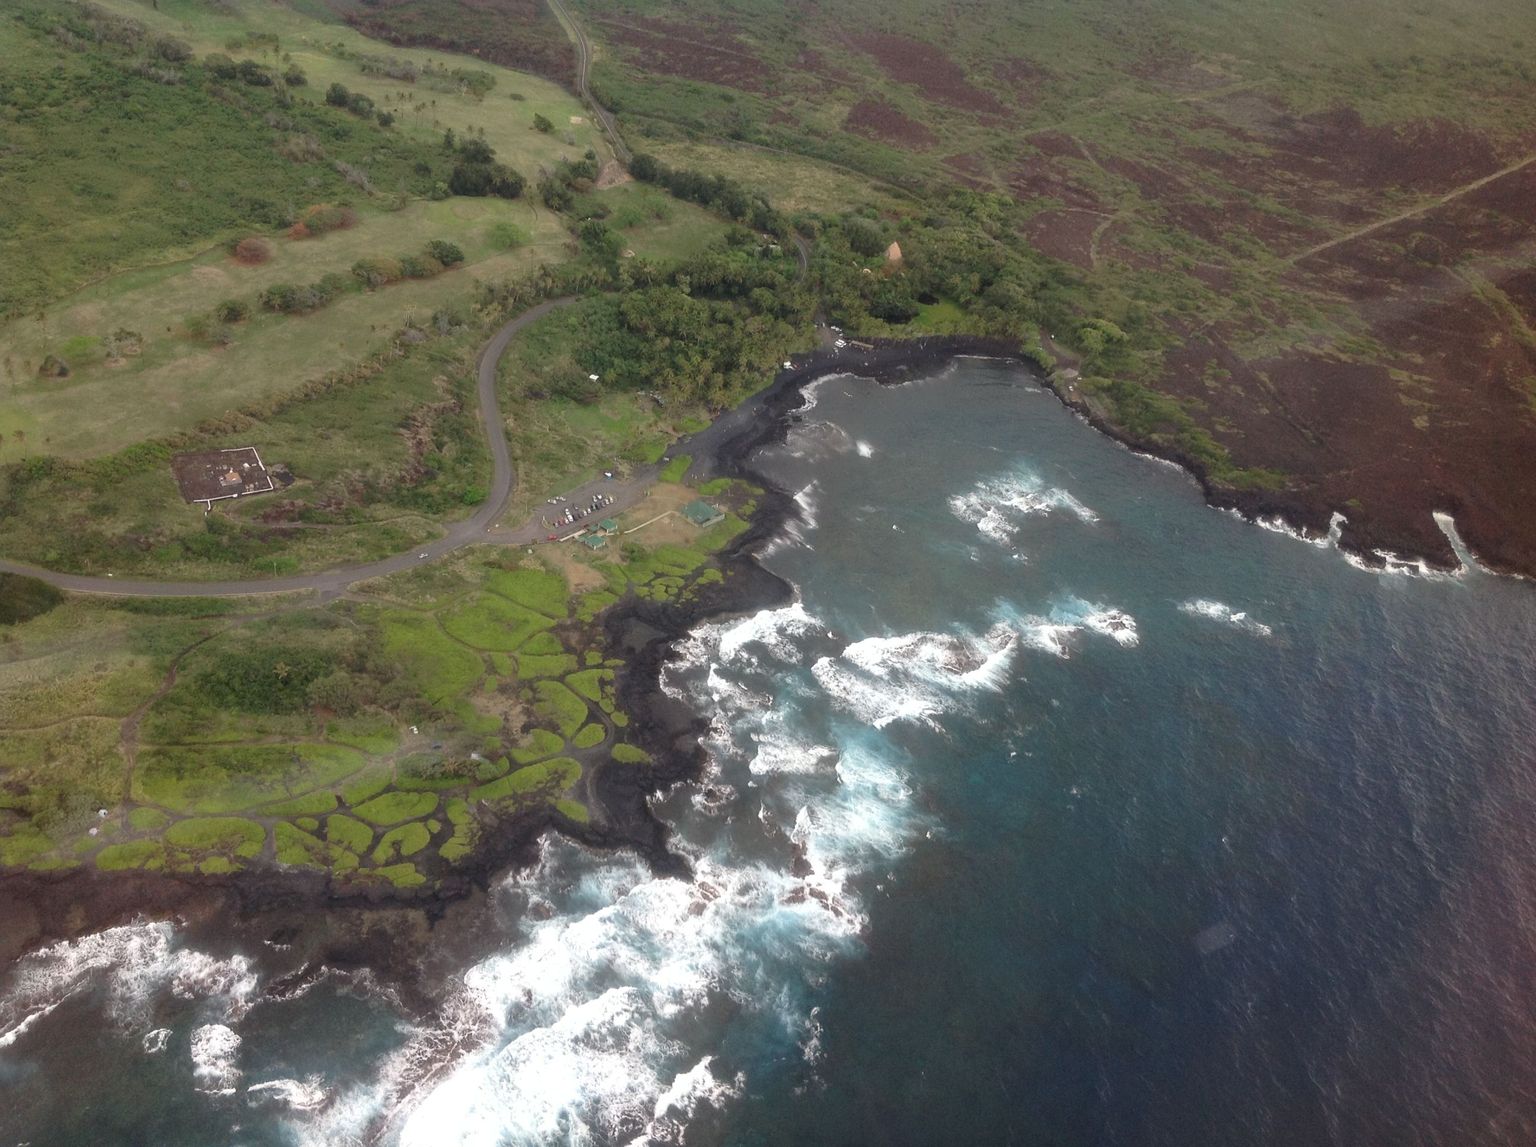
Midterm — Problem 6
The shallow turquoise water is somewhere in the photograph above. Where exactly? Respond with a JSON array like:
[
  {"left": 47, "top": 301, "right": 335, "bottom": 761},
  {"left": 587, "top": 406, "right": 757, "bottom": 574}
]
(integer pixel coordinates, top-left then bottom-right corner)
[{"left": 4, "top": 359, "right": 1536, "bottom": 1146}]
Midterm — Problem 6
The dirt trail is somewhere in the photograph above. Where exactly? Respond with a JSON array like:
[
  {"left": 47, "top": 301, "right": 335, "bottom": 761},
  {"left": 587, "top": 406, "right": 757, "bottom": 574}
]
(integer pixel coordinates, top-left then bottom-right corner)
[{"left": 1288, "top": 152, "right": 1536, "bottom": 264}]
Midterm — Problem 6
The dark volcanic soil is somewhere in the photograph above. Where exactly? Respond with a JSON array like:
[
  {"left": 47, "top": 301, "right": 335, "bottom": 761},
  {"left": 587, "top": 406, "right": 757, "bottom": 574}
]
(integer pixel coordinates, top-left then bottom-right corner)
[
  {"left": 844, "top": 97, "right": 938, "bottom": 149},
  {"left": 336, "top": 0, "right": 574, "bottom": 82}
]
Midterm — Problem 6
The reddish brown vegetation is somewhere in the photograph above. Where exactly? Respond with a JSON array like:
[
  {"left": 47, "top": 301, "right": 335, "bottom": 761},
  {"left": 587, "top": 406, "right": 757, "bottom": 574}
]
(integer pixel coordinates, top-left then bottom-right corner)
[
  {"left": 844, "top": 97, "right": 937, "bottom": 149},
  {"left": 850, "top": 32, "right": 1005, "bottom": 115},
  {"left": 336, "top": 0, "right": 573, "bottom": 81},
  {"left": 231, "top": 237, "right": 272, "bottom": 266},
  {"left": 288, "top": 204, "right": 358, "bottom": 241},
  {"left": 942, "top": 151, "right": 989, "bottom": 188},
  {"left": 598, "top": 14, "right": 770, "bottom": 91},
  {"left": 1021, "top": 209, "right": 1102, "bottom": 269}
]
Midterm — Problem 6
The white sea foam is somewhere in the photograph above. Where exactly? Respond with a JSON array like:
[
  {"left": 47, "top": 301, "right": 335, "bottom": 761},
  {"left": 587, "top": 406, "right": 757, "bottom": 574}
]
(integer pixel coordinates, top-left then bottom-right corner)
[
  {"left": 190, "top": 1023, "right": 242, "bottom": 1095},
  {"left": 996, "top": 597, "right": 1140, "bottom": 658},
  {"left": 748, "top": 730, "right": 839, "bottom": 777},
  {"left": 812, "top": 627, "right": 1016, "bottom": 729},
  {"left": 1, "top": 922, "right": 260, "bottom": 1036},
  {"left": 1245, "top": 509, "right": 1468, "bottom": 581},
  {"left": 248, "top": 1076, "right": 331, "bottom": 1112},
  {"left": 716, "top": 602, "right": 822, "bottom": 665},
  {"left": 652, "top": 1054, "right": 743, "bottom": 1131},
  {"left": 949, "top": 468, "right": 1097, "bottom": 548},
  {"left": 1179, "top": 598, "right": 1274, "bottom": 637},
  {"left": 378, "top": 601, "right": 927, "bottom": 1145},
  {"left": 855, "top": 440, "right": 875, "bottom": 458},
  {"left": 0, "top": 1000, "right": 61, "bottom": 1049}
]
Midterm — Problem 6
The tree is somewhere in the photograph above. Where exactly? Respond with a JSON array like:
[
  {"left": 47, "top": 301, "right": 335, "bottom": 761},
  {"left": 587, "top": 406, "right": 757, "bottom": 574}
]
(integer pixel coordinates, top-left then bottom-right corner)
[
  {"left": 325, "top": 82, "right": 350, "bottom": 107},
  {"left": 629, "top": 153, "right": 662, "bottom": 182},
  {"left": 237, "top": 59, "right": 273, "bottom": 86},
  {"left": 532, "top": 112, "right": 553, "bottom": 133},
  {"left": 426, "top": 240, "right": 465, "bottom": 266}
]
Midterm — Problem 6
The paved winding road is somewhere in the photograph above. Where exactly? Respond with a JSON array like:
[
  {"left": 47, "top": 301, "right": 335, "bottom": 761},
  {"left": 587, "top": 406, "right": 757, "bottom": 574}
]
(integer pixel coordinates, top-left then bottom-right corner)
[{"left": 0, "top": 297, "right": 670, "bottom": 599}]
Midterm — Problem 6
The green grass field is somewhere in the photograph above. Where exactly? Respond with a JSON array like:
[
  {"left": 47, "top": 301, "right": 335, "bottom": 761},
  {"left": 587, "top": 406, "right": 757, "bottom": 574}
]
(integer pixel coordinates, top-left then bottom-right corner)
[{"left": 2, "top": 198, "right": 567, "bottom": 458}]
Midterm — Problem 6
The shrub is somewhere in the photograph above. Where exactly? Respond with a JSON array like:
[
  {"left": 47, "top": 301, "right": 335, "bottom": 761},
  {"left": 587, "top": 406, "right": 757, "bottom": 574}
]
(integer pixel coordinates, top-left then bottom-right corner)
[
  {"left": 426, "top": 239, "right": 464, "bottom": 266},
  {"left": 0, "top": 573, "right": 64, "bottom": 625},
  {"left": 533, "top": 112, "right": 553, "bottom": 133},
  {"left": 290, "top": 204, "right": 357, "bottom": 239},
  {"left": 283, "top": 65, "right": 307, "bottom": 86},
  {"left": 153, "top": 36, "right": 192, "bottom": 63},
  {"left": 843, "top": 216, "right": 888, "bottom": 258},
  {"left": 37, "top": 354, "right": 69, "bottom": 378},
  {"left": 352, "top": 257, "right": 404, "bottom": 289},
  {"left": 203, "top": 53, "right": 238, "bottom": 81},
  {"left": 215, "top": 299, "right": 249, "bottom": 323},
  {"left": 486, "top": 221, "right": 528, "bottom": 251},
  {"left": 231, "top": 236, "right": 272, "bottom": 265},
  {"left": 376, "top": 110, "right": 394, "bottom": 128},
  {"left": 102, "top": 328, "right": 144, "bottom": 359},
  {"left": 236, "top": 59, "right": 273, "bottom": 87},
  {"left": 325, "top": 82, "right": 350, "bottom": 107}
]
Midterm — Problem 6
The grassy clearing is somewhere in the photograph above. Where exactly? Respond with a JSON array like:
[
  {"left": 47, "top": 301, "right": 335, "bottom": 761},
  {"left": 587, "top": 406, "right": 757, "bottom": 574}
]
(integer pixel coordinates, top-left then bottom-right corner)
[
  {"left": 163, "top": 816, "right": 265, "bottom": 857},
  {"left": 533, "top": 680, "right": 588, "bottom": 738},
  {"left": 647, "top": 140, "right": 904, "bottom": 216},
  {"left": 135, "top": 743, "right": 365, "bottom": 813},
  {"left": 3, "top": 201, "right": 567, "bottom": 459},
  {"left": 576, "top": 182, "right": 731, "bottom": 263},
  {"left": 469, "top": 756, "right": 580, "bottom": 804},
  {"left": 441, "top": 594, "right": 557, "bottom": 652},
  {"left": 485, "top": 567, "right": 571, "bottom": 618},
  {"left": 88, "top": 0, "right": 604, "bottom": 175}
]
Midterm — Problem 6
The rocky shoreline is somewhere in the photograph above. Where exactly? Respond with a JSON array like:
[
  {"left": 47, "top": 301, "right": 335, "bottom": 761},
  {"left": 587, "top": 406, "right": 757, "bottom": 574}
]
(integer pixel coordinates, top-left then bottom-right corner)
[{"left": 0, "top": 329, "right": 1486, "bottom": 993}]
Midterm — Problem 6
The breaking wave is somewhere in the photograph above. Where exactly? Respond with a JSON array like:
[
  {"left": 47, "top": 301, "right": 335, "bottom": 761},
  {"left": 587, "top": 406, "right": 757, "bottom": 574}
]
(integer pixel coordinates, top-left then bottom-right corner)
[
  {"left": 949, "top": 468, "right": 1097, "bottom": 549},
  {"left": 342, "top": 594, "right": 952, "bottom": 1145},
  {"left": 1180, "top": 598, "right": 1274, "bottom": 637},
  {"left": 0, "top": 922, "right": 259, "bottom": 1036}
]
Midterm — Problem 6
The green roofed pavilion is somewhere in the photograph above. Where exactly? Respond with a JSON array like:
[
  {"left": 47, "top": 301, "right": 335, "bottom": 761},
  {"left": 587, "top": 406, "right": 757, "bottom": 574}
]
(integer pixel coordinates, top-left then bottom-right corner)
[{"left": 682, "top": 500, "right": 725, "bottom": 527}]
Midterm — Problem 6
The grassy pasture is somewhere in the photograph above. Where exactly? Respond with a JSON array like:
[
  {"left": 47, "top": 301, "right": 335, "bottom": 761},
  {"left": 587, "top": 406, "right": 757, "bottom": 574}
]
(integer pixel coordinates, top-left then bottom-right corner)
[
  {"left": 577, "top": 182, "right": 732, "bottom": 263},
  {"left": 645, "top": 140, "right": 906, "bottom": 216},
  {"left": 1, "top": 198, "right": 566, "bottom": 459},
  {"left": 91, "top": 0, "right": 605, "bottom": 168}
]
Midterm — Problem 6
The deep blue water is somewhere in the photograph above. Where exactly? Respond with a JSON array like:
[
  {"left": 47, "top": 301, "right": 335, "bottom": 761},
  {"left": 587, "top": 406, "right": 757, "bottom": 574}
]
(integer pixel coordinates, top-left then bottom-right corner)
[{"left": 4, "top": 359, "right": 1536, "bottom": 1146}]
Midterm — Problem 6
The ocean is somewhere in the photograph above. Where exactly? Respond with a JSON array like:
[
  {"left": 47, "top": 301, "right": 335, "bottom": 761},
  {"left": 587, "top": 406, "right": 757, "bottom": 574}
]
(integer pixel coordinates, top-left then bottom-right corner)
[{"left": 4, "top": 358, "right": 1536, "bottom": 1146}]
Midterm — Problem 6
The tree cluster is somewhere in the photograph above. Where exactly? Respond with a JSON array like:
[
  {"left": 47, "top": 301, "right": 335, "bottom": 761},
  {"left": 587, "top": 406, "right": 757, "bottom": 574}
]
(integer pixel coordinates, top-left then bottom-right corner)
[
  {"left": 628, "top": 153, "right": 787, "bottom": 237},
  {"left": 446, "top": 135, "right": 525, "bottom": 199}
]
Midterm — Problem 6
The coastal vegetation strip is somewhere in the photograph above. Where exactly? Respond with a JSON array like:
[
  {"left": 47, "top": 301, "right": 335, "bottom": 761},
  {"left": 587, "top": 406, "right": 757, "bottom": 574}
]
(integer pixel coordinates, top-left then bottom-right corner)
[{"left": 0, "top": 477, "right": 758, "bottom": 886}]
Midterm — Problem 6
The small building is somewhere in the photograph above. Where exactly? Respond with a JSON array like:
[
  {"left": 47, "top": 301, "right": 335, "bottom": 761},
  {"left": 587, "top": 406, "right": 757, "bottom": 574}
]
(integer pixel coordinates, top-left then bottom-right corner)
[
  {"left": 581, "top": 534, "right": 608, "bottom": 551},
  {"left": 682, "top": 500, "right": 725, "bottom": 528},
  {"left": 170, "top": 447, "right": 276, "bottom": 508},
  {"left": 597, "top": 518, "right": 620, "bottom": 536}
]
